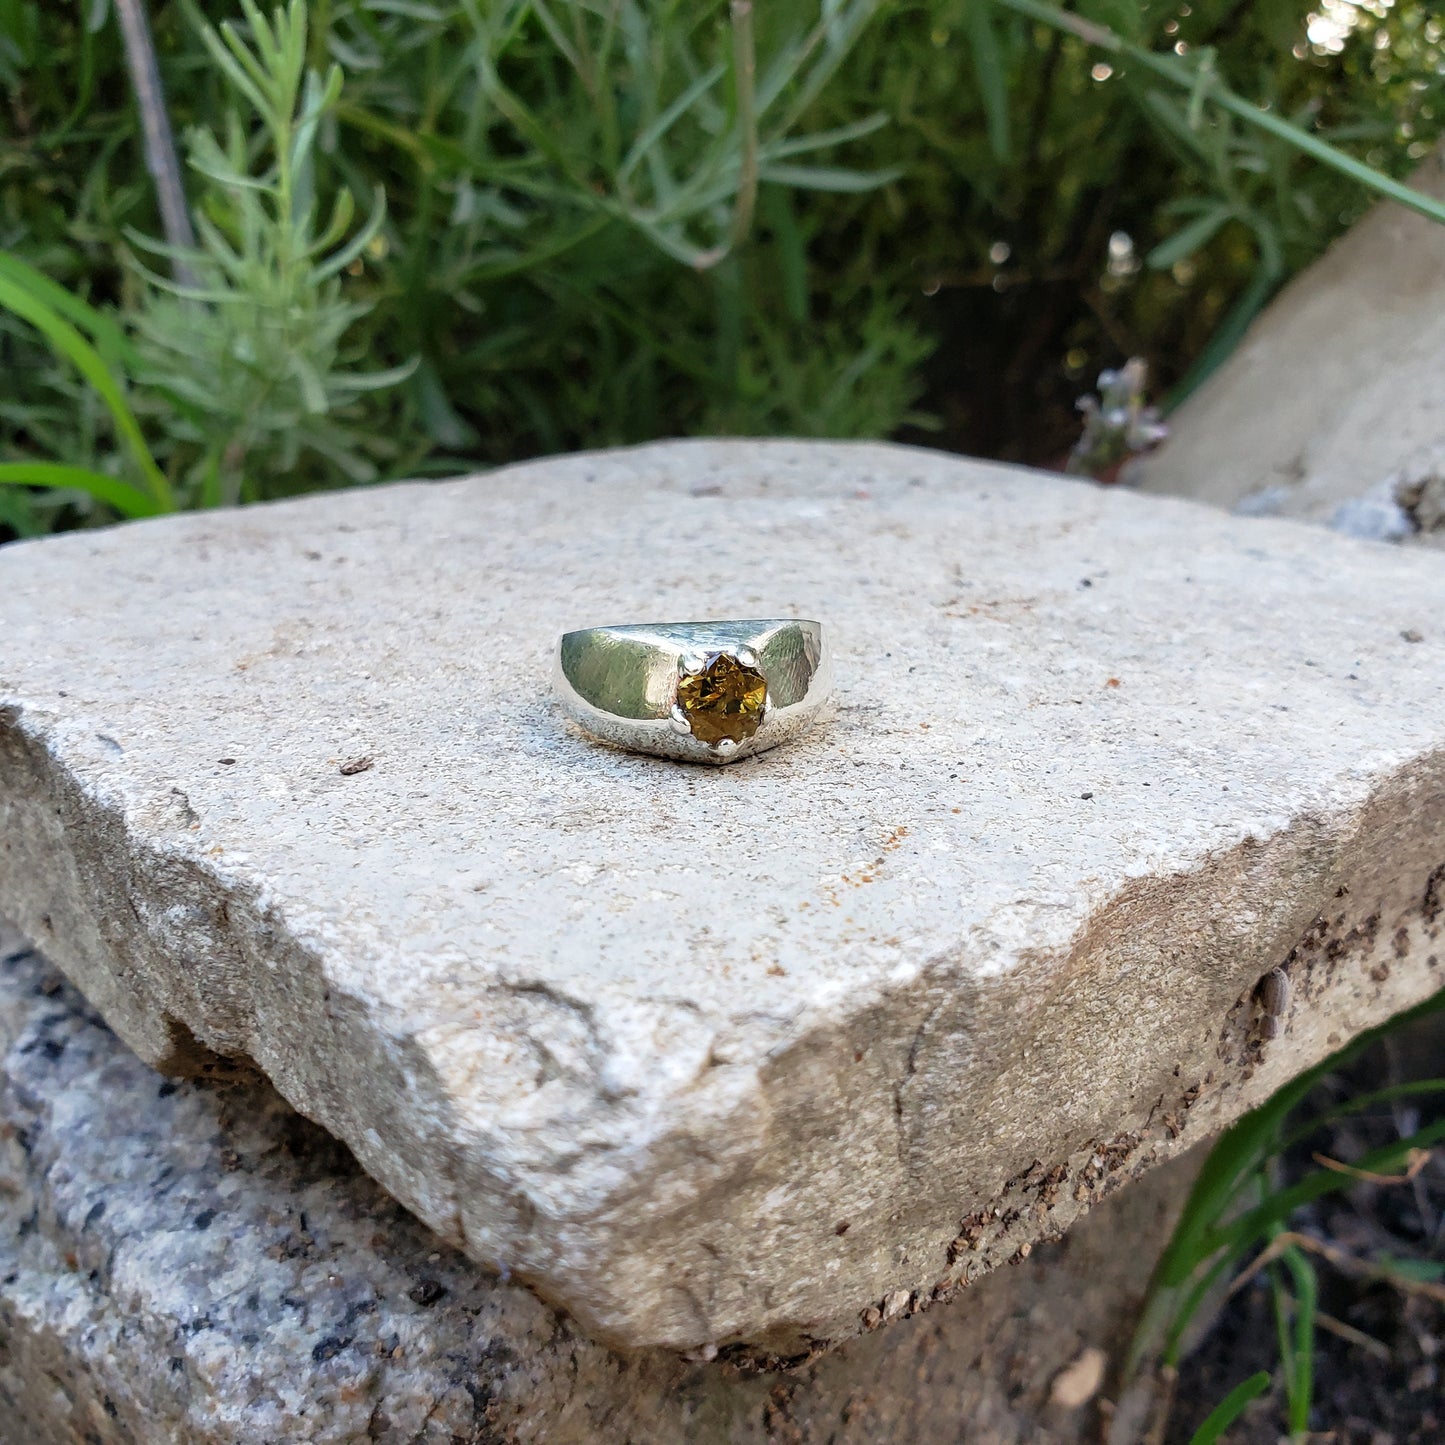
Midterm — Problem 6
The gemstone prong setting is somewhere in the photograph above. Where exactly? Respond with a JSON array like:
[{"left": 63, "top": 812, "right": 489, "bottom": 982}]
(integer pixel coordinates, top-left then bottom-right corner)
[{"left": 674, "top": 650, "right": 768, "bottom": 747}]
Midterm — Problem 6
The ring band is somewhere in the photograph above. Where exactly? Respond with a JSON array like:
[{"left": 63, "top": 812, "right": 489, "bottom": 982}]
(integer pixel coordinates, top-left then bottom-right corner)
[{"left": 554, "top": 619, "right": 831, "bottom": 764}]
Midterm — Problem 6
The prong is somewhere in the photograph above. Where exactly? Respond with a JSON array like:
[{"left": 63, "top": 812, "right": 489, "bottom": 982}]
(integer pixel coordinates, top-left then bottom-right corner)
[
  {"left": 669, "top": 704, "right": 693, "bottom": 736},
  {"left": 679, "top": 650, "right": 706, "bottom": 676},
  {"left": 734, "top": 646, "right": 759, "bottom": 669},
  {"left": 714, "top": 738, "right": 739, "bottom": 758}
]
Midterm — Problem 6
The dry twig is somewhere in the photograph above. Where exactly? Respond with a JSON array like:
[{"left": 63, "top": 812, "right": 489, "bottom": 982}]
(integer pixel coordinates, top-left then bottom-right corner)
[
  {"left": 1311, "top": 1148, "right": 1433, "bottom": 1186},
  {"left": 1228, "top": 1229, "right": 1445, "bottom": 1307}
]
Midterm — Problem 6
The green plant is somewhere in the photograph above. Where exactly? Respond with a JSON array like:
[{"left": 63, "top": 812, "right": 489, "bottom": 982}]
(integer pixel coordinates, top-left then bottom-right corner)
[
  {"left": 1186, "top": 1370, "right": 1271, "bottom": 1445},
  {"left": 315, "top": 0, "right": 918, "bottom": 455},
  {"left": 1133, "top": 987, "right": 1445, "bottom": 1440},
  {"left": 995, "top": 0, "right": 1445, "bottom": 225},
  {"left": 2, "top": 0, "right": 918, "bottom": 528},
  {"left": 130, "top": 0, "right": 413, "bottom": 506},
  {"left": 878, "top": 0, "right": 1445, "bottom": 452},
  {"left": 1272, "top": 1239, "right": 1317, "bottom": 1439},
  {"left": 0, "top": 0, "right": 402, "bottom": 522},
  {"left": 987, "top": 0, "right": 1445, "bottom": 403},
  {"left": 3, "top": 1, "right": 1444, "bottom": 533},
  {"left": 0, "top": 250, "right": 170, "bottom": 517}
]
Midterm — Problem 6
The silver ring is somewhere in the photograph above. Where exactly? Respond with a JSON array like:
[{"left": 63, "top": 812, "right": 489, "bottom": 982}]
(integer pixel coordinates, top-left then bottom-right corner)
[{"left": 554, "top": 619, "right": 831, "bottom": 764}]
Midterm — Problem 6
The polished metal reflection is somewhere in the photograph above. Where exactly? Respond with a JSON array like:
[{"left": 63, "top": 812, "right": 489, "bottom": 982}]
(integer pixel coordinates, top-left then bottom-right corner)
[{"left": 554, "top": 619, "right": 831, "bottom": 764}]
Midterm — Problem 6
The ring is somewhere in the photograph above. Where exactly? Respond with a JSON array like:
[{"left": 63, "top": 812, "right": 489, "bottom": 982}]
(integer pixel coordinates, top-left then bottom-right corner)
[{"left": 554, "top": 619, "right": 831, "bottom": 765}]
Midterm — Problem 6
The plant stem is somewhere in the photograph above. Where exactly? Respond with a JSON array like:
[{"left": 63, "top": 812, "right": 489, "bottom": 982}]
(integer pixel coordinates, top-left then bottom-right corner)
[
  {"left": 727, "top": 1, "right": 760, "bottom": 255},
  {"left": 113, "top": 0, "right": 199, "bottom": 286},
  {"left": 693, "top": 1, "right": 760, "bottom": 271}
]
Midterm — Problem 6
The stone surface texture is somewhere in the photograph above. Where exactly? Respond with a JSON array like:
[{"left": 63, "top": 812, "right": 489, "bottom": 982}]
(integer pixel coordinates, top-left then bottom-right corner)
[
  {"left": 1141, "top": 145, "right": 1445, "bottom": 546},
  {"left": 0, "top": 920, "right": 1197, "bottom": 1445},
  {"left": 2, "top": 439, "right": 1444, "bottom": 1354}
]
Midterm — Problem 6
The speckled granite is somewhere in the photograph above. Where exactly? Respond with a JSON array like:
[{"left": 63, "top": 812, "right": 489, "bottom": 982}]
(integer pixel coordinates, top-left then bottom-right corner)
[{"left": 0, "top": 919, "right": 1198, "bottom": 1444}]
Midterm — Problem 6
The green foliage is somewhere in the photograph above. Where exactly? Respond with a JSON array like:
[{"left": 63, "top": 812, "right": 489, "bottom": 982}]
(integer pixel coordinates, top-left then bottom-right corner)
[
  {"left": 1187, "top": 1371, "right": 1271, "bottom": 1445},
  {"left": 1272, "top": 1241, "right": 1317, "bottom": 1439},
  {"left": 1134, "top": 986, "right": 1445, "bottom": 1439},
  {"left": 2, "top": 1, "right": 1444, "bottom": 530},
  {"left": 0, "top": 249, "right": 169, "bottom": 511},
  {"left": 130, "top": 0, "right": 410, "bottom": 506},
  {"left": 995, "top": 0, "right": 1445, "bottom": 402}
]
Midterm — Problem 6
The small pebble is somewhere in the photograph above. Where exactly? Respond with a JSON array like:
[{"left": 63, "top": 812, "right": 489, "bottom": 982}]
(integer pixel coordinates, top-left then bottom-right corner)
[{"left": 1050, "top": 1346, "right": 1107, "bottom": 1409}]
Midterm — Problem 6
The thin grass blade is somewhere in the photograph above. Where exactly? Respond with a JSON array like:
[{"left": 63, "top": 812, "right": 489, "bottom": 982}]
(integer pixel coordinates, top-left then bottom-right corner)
[
  {"left": 1187, "top": 1371, "right": 1271, "bottom": 1445},
  {"left": 0, "top": 463, "right": 165, "bottom": 518},
  {"left": 964, "top": 0, "right": 1012, "bottom": 163},
  {"left": 0, "top": 274, "right": 172, "bottom": 508},
  {"left": 0, "top": 252, "right": 139, "bottom": 368}
]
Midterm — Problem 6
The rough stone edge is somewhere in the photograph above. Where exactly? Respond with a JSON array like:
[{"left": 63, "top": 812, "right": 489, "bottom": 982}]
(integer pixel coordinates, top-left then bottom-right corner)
[
  {"left": 5, "top": 659, "right": 1443, "bottom": 1356},
  {"left": 2, "top": 437, "right": 1445, "bottom": 1352},
  {"left": 0, "top": 921, "right": 1203, "bottom": 1445},
  {"left": 744, "top": 750, "right": 1445, "bottom": 1350}
]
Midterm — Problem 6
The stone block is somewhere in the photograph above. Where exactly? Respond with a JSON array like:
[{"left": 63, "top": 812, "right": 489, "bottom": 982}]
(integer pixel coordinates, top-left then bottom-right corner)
[{"left": 1, "top": 439, "right": 1443, "bottom": 1353}]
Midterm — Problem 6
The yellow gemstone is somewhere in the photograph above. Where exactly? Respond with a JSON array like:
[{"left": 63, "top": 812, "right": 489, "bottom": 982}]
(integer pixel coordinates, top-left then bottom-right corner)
[{"left": 677, "top": 652, "right": 767, "bottom": 746}]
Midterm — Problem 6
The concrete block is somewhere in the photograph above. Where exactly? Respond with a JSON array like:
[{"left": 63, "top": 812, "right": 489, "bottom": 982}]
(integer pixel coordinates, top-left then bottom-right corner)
[{"left": 1, "top": 439, "right": 1443, "bottom": 1352}]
